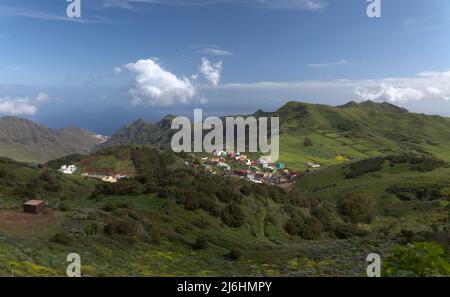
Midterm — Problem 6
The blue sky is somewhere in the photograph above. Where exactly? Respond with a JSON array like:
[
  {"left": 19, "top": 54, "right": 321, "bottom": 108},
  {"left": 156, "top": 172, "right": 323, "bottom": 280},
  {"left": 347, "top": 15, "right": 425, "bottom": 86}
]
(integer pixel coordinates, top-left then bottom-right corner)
[{"left": 1, "top": 0, "right": 450, "bottom": 134}]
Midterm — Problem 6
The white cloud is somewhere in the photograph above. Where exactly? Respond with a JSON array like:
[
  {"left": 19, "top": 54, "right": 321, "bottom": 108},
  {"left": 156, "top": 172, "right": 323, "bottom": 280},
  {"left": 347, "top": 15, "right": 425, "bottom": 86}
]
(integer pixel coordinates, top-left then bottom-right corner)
[
  {"left": 124, "top": 58, "right": 195, "bottom": 106},
  {"left": 355, "top": 85, "right": 425, "bottom": 103},
  {"left": 198, "top": 97, "right": 208, "bottom": 104},
  {"left": 199, "top": 57, "right": 223, "bottom": 86},
  {"left": 211, "top": 70, "right": 450, "bottom": 103},
  {"left": 35, "top": 92, "right": 49, "bottom": 102},
  {"left": 113, "top": 67, "right": 123, "bottom": 75},
  {"left": 0, "top": 97, "right": 37, "bottom": 116},
  {"left": 101, "top": 0, "right": 327, "bottom": 11},
  {"left": 255, "top": 0, "right": 327, "bottom": 11},
  {"left": 353, "top": 71, "right": 450, "bottom": 102},
  {"left": 198, "top": 47, "right": 233, "bottom": 57},
  {"left": 0, "top": 92, "right": 51, "bottom": 116},
  {"left": 308, "top": 59, "right": 348, "bottom": 68}
]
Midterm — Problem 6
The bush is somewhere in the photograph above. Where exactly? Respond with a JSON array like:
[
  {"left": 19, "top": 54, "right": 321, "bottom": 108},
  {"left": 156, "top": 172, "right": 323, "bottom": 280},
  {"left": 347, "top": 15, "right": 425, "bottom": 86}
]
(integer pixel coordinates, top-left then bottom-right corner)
[
  {"left": 217, "top": 188, "right": 236, "bottom": 203},
  {"left": 284, "top": 216, "right": 323, "bottom": 240},
  {"left": 104, "top": 219, "right": 137, "bottom": 236},
  {"left": 388, "top": 184, "right": 444, "bottom": 201},
  {"left": 240, "top": 185, "right": 252, "bottom": 196},
  {"left": 193, "top": 234, "right": 209, "bottom": 250},
  {"left": 145, "top": 224, "right": 161, "bottom": 245},
  {"left": 85, "top": 223, "right": 101, "bottom": 236},
  {"left": 102, "top": 203, "right": 117, "bottom": 212},
  {"left": 303, "top": 137, "right": 313, "bottom": 147},
  {"left": 59, "top": 202, "right": 71, "bottom": 211},
  {"left": 225, "top": 249, "right": 242, "bottom": 261},
  {"left": 184, "top": 195, "right": 200, "bottom": 211},
  {"left": 384, "top": 242, "right": 450, "bottom": 277},
  {"left": 345, "top": 157, "right": 385, "bottom": 179},
  {"left": 199, "top": 197, "right": 221, "bottom": 217},
  {"left": 332, "top": 223, "right": 368, "bottom": 239},
  {"left": 337, "top": 193, "right": 375, "bottom": 224},
  {"left": 221, "top": 204, "right": 245, "bottom": 228},
  {"left": 194, "top": 217, "right": 209, "bottom": 229},
  {"left": 51, "top": 232, "right": 72, "bottom": 245}
]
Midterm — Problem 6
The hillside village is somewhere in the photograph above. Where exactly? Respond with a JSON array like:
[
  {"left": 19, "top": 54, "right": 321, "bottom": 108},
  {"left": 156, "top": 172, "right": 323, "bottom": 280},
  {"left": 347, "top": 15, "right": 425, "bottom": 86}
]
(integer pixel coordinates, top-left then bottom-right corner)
[
  {"left": 58, "top": 163, "right": 128, "bottom": 183},
  {"left": 57, "top": 149, "right": 325, "bottom": 189},
  {"left": 184, "top": 150, "right": 307, "bottom": 190}
]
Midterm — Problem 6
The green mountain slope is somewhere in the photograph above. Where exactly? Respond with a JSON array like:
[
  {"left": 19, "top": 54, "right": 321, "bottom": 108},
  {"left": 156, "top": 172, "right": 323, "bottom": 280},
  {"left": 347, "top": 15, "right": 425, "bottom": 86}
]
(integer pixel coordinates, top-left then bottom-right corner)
[
  {"left": 101, "top": 100, "right": 450, "bottom": 171},
  {"left": 0, "top": 117, "right": 107, "bottom": 163},
  {"left": 273, "top": 100, "right": 450, "bottom": 170}
]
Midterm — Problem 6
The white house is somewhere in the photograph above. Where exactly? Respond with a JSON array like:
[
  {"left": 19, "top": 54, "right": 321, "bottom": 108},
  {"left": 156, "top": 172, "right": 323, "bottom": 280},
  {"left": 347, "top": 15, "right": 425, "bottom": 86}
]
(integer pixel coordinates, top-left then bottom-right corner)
[
  {"left": 59, "top": 164, "right": 77, "bottom": 175},
  {"left": 218, "top": 162, "right": 231, "bottom": 171},
  {"left": 307, "top": 162, "right": 321, "bottom": 169},
  {"left": 102, "top": 176, "right": 118, "bottom": 183},
  {"left": 213, "top": 150, "right": 227, "bottom": 157}
]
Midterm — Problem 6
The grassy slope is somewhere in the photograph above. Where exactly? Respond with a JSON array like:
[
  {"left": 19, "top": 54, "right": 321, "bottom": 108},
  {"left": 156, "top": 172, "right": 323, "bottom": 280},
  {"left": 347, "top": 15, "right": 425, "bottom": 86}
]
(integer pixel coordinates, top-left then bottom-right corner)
[
  {"left": 296, "top": 159, "right": 450, "bottom": 239},
  {"left": 0, "top": 149, "right": 391, "bottom": 277},
  {"left": 276, "top": 101, "right": 450, "bottom": 170}
]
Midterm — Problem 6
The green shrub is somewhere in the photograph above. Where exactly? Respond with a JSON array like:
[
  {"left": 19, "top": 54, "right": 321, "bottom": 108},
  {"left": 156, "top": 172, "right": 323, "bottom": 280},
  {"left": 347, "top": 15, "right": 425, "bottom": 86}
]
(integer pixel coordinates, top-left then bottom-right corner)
[
  {"left": 104, "top": 219, "right": 137, "bottom": 236},
  {"left": 337, "top": 193, "right": 375, "bottom": 224},
  {"left": 240, "top": 185, "right": 252, "bottom": 196},
  {"left": 193, "top": 234, "right": 209, "bottom": 250},
  {"left": 388, "top": 184, "right": 444, "bottom": 201},
  {"left": 303, "top": 137, "right": 313, "bottom": 147},
  {"left": 384, "top": 242, "right": 450, "bottom": 277},
  {"left": 85, "top": 223, "right": 101, "bottom": 236},
  {"left": 332, "top": 223, "right": 367, "bottom": 239},
  {"left": 59, "top": 202, "right": 71, "bottom": 211},
  {"left": 225, "top": 249, "right": 242, "bottom": 261},
  {"left": 345, "top": 157, "right": 385, "bottom": 179},
  {"left": 221, "top": 204, "right": 245, "bottom": 228},
  {"left": 194, "top": 217, "right": 209, "bottom": 229},
  {"left": 51, "top": 232, "right": 72, "bottom": 245},
  {"left": 284, "top": 216, "right": 323, "bottom": 240},
  {"left": 145, "top": 224, "right": 161, "bottom": 245}
]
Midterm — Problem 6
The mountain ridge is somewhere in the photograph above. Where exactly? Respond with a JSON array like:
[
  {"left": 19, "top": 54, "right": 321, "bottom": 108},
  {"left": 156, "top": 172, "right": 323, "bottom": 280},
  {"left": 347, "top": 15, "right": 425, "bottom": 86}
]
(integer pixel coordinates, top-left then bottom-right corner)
[
  {"left": 101, "top": 100, "right": 450, "bottom": 170},
  {"left": 0, "top": 116, "right": 107, "bottom": 163}
]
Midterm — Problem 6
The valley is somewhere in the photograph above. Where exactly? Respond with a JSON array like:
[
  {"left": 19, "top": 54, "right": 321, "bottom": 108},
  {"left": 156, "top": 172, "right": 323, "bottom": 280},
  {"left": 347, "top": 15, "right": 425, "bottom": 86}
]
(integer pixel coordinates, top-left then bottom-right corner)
[{"left": 0, "top": 100, "right": 449, "bottom": 277}]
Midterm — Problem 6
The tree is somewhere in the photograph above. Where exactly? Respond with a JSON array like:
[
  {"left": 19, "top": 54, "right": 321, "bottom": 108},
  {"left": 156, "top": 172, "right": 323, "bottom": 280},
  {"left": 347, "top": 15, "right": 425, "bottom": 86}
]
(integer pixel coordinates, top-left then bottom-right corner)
[
  {"left": 193, "top": 234, "right": 209, "bottom": 249},
  {"left": 221, "top": 204, "right": 245, "bottom": 228},
  {"left": 303, "top": 137, "right": 313, "bottom": 147},
  {"left": 337, "top": 192, "right": 375, "bottom": 224}
]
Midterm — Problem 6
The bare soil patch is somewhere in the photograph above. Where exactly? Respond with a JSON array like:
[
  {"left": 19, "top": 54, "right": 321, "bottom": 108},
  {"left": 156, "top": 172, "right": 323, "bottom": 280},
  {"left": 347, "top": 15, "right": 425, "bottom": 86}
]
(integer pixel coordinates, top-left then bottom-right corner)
[{"left": 0, "top": 210, "right": 61, "bottom": 235}]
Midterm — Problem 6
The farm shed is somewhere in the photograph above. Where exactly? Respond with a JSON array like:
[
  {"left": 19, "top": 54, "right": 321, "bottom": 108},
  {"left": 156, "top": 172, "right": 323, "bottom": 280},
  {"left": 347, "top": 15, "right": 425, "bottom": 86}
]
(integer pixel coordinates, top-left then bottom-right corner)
[{"left": 23, "top": 200, "right": 45, "bottom": 214}]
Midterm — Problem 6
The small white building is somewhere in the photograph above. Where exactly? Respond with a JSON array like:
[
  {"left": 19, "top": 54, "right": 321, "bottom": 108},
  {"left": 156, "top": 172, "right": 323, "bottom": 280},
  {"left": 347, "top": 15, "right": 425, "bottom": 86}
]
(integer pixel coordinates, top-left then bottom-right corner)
[
  {"left": 102, "top": 176, "right": 118, "bottom": 183},
  {"left": 59, "top": 164, "right": 77, "bottom": 175},
  {"left": 213, "top": 150, "right": 227, "bottom": 157},
  {"left": 307, "top": 162, "right": 321, "bottom": 169},
  {"left": 218, "top": 162, "right": 231, "bottom": 171},
  {"left": 115, "top": 174, "right": 127, "bottom": 180},
  {"left": 258, "top": 156, "right": 272, "bottom": 168}
]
